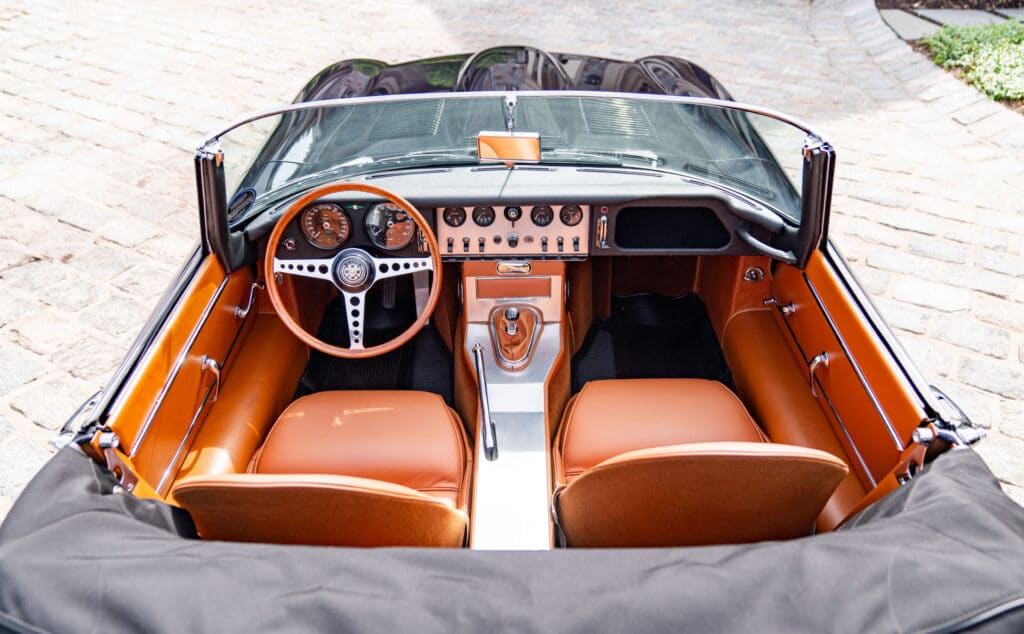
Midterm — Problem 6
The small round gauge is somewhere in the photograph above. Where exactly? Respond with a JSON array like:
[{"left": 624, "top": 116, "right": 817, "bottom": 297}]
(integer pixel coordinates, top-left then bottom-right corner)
[
  {"left": 472, "top": 206, "right": 496, "bottom": 227},
  {"left": 300, "top": 202, "right": 351, "bottom": 249},
  {"left": 560, "top": 204, "right": 584, "bottom": 227},
  {"left": 442, "top": 206, "right": 467, "bottom": 227},
  {"left": 530, "top": 205, "right": 554, "bottom": 227},
  {"left": 504, "top": 206, "right": 523, "bottom": 222},
  {"left": 365, "top": 202, "right": 417, "bottom": 250}
]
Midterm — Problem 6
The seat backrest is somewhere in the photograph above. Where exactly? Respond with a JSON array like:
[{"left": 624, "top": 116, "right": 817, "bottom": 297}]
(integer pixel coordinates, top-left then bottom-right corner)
[
  {"left": 553, "top": 442, "right": 849, "bottom": 548},
  {"left": 173, "top": 473, "right": 468, "bottom": 547}
]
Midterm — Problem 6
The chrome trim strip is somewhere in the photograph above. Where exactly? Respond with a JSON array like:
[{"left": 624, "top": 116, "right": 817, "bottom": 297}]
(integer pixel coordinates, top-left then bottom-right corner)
[
  {"left": 128, "top": 276, "right": 230, "bottom": 457},
  {"left": 155, "top": 305, "right": 251, "bottom": 493},
  {"left": 814, "top": 377, "right": 878, "bottom": 488},
  {"left": 802, "top": 273, "right": 905, "bottom": 452},
  {"left": 771, "top": 303, "right": 876, "bottom": 486},
  {"left": 201, "top": 91, "right": 826, "bottom": 147},
  {"left": 156, "top": 382, "right": 216, "bottom": 494}
]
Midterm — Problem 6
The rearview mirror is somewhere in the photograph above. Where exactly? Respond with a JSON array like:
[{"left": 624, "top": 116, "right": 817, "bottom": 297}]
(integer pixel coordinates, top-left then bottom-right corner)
[{"left": 476, "top": 131, "right": 541, "bottom": 167}]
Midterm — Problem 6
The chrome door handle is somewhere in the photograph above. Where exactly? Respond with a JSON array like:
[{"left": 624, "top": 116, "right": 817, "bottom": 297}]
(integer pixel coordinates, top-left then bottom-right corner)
[
  {"left": 201, "top": 356, "right": 221, "bottom": 403},
  {"left": 809, "top": 352, "right": 829, "bottom": 398}
]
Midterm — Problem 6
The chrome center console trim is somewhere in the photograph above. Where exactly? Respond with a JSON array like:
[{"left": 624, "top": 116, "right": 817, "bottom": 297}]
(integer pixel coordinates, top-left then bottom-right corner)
[{"left": 467, "top": 322, "right": 560, "bottom": 550}]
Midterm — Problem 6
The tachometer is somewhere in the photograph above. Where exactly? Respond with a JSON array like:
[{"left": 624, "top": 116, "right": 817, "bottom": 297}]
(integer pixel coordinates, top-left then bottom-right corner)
[
  {"left": 472, "top": 206, "right": 496, "bottom": 227},
  {"left": 560, "top": 204, "right": 583, "bottom": 227},
  {"left": 442, "top": 206, "right": 467, "bottom": 227},
  {"left": 301, "top": 203, "right": 351, "bottom": 249},
  {"left": 530, "top": 205, "right": 554, "bottom": 227},
  {"left": 365, "top": 202, "right": 417, "bottom": 250}
]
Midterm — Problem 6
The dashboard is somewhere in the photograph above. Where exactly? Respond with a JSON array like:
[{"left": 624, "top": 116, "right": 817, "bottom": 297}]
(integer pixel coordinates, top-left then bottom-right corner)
[{"left": 273, "top": 194, "right": 757, "bottom": 263}]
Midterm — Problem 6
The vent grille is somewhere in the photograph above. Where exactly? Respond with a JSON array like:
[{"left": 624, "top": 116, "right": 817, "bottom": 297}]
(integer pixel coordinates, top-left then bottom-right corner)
[
  {"left": 579, "top": 98, "right": 657, "bottom": 138},
  {"left": 367, "top": 100, "right": 445, "bottom": 140}
]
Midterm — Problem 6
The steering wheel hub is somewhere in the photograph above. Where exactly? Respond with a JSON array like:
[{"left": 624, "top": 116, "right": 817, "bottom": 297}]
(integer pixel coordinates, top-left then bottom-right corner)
[{"left": 336, "top": 251, "right": 373, "bottom": 290}]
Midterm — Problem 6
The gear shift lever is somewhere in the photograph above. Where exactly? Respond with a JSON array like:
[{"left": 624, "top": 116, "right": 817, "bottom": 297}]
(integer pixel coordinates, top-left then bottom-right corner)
[{"left": 504, "top": 307, "right": 519, "bottom": 337}]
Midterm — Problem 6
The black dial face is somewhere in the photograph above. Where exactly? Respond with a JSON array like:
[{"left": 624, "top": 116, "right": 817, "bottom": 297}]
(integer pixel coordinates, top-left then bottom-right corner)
[
  {"left": 472, "top": 206, "right": 496, "bottom": 227},
  {"left": 364, "top": 202, "right": 416, "bottom": 250},
  {"left": 530, "top": 205, "right": 554, "bottom": 227},
  {"left": 300, "top": 203, "right": 351, "bottom": 249},
  {"left": 504, "top": 206, "right": 523, "bottom": 222},
  {"left": 442, "top": 206, "right": 466, "bottom": 227},
  {"left": 559, "top": 204, "right": 583, "bottom": 227}
]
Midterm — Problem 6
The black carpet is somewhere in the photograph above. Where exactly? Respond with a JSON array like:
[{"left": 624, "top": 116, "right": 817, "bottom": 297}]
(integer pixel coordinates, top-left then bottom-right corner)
[
  {"left": 297, "top": 289, "right": 454, "bottom": 406},
  {"left": 571, "top": 293, "right": 734, "bottom": 393}
]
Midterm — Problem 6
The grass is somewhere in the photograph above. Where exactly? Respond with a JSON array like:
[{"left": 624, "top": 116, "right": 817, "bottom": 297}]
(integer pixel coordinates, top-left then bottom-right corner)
[{"left": 921, "top": 20, "right": 1024, "bottom": 101}]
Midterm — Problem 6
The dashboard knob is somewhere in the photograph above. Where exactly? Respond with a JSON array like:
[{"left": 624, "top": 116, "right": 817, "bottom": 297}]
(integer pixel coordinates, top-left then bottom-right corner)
[{"left": 507, "top": 234, "right": 519, "bottom": 248}]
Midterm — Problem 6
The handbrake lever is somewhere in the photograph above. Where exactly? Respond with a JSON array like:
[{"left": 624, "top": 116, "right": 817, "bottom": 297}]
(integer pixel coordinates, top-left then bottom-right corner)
[{"left": 472, "top": 343, "right": 499, "bottom": 461}]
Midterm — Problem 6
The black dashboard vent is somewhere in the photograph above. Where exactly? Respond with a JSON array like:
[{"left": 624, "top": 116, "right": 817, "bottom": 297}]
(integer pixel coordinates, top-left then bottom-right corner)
[{"left": 615, "top": 206, "right": 729, "bottom": 249}]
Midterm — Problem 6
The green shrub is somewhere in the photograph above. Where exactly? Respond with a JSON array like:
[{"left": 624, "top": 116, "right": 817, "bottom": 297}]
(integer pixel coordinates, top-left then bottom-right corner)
[{"left": 921, "top": 20, "right": 1024, "bottom": 101}]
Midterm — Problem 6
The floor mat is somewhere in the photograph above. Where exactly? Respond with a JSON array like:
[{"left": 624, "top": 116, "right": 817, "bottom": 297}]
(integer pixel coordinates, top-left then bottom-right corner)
[
  {"left": 296, "top": 291, "right": 454, "bottom": 406},
  {"left": 571, "top": 293, "right": 734, "bottom": 393}
]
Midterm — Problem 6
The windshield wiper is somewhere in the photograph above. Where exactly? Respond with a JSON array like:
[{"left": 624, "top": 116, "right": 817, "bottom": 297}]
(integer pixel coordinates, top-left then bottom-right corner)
[
  {"left": 542, "top": 148, "right": 662, "bottom": 168},
  {"left": 340, "top": 149, "right": 478, "bottom": 168}
]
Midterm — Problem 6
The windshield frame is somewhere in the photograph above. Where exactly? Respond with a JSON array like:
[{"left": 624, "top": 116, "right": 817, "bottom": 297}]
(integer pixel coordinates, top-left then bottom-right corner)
[{"left": 198, "top": 91, "right": 829, "bottom": 225}]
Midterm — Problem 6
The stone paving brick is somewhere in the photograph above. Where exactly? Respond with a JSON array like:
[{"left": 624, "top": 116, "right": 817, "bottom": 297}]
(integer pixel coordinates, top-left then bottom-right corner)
[
  {"left": 0, "top": 0, "right": 1021, "bottom": 518},
  {"left": 8, "top": 373, "right": 97, "bottom": 432}
]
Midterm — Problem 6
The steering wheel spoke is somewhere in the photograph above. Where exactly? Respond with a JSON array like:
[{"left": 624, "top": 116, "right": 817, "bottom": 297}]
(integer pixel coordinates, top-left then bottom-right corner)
[
  {"left": 340, "top": 290, "right": 368, "bottom": 350},
  {"left": 273, "top": 257, "right": 337, "bottom": 285},
  {"left": 370, "top": 255, "right": 434, "bottom": 283}
]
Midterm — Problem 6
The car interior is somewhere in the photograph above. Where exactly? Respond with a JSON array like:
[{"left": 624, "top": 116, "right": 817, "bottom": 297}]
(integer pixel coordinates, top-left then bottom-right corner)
[{"left": 99, "top": 179, "right": 932, "bottom": 550}]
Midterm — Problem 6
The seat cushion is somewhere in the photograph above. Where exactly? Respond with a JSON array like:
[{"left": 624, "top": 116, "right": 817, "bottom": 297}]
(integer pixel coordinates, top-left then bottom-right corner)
[
  {"left": 555, "top": 379, "right": 766, "bottom": 484},
  {"left": 251, "top": 390, "right": 470, "bottom": 509}
]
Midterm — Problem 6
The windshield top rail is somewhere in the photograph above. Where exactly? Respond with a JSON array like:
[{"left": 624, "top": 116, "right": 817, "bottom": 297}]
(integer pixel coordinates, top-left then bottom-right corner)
[{"left": 197, "top": 90, "right": 827, "bottom": 152}]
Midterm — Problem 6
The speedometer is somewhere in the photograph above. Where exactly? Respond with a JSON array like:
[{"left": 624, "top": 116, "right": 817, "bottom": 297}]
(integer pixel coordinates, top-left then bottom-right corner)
[
  {"left": 301, "top": 203, "right": 351, "bottom": 249},
  {"left": 365, "top": 202, "right": 417, "bottom": 250}
]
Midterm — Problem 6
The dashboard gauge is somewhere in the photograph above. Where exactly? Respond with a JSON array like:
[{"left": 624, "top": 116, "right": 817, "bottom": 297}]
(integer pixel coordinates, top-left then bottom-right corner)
[
  {"left": 560, "top": 204, "right": 584, "bottom": 227},
  {"left": 365, "top": 202, "right": 417, "bottom": 250},
  {"left": 442, "top": 206, "right": 467, "bottom": 227},
  {"left": 472, "top": 206, "right": 496, "bottom": 227},
  {"left": 504, "top": 206, "right": 523, "bottom": 222},
  {"left": 300, "top": 202, "right": 351, "bottom": 249},
  {"left": 530, "top": 205, "right": 554, "bottom": 227}
]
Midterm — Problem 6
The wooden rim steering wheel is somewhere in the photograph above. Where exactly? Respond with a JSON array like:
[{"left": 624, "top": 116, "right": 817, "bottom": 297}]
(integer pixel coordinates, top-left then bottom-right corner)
[{"left": 264, "top": 182, "right": 442, "bottom": 359}]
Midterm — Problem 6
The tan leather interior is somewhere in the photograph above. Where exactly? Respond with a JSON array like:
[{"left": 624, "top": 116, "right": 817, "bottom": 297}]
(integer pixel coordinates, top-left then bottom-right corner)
[
  {"left": 477, "top": 276, "right": 551, "bottom": 299},
  {"left": 554, "top": 378, "right": 767, "bottom": 485},
  {"left": 171, "top": 314, "right": 309, "bottom": 491},
  {"left": 554, "top": 378, "right": 848, "bottom": 547},
  {"left": 174, "top": 389, "right": 472, "bottom": 547},
  {"left": 173, "top": 474, "right": 468, "bottom": 547},
  {"left": 722, "top": 309, "right": 868, "bottom": 530},
  {"left": 252, "top": 390, "right": 471, "bottom": 509},
  {"left": 554, "top": 442, "right": 848, "bottom": 547},
  {"left": 493, "top": 306, "right": 538, "bottom": 366}
]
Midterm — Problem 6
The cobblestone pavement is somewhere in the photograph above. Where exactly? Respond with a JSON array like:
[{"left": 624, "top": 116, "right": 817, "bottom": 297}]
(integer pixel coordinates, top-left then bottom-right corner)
[{"left": 0, "top": 0, "right": 1021, "bottom": 518}]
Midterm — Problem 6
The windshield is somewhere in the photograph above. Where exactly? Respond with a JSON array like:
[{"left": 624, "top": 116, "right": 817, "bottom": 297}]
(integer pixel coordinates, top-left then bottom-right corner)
[{"left": 213, "top": 93, "right": 814, "bottom": 223}]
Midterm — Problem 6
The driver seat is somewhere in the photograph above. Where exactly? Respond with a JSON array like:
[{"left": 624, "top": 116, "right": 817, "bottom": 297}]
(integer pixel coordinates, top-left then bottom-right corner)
[{"left": 172, "top": 390, "right": 471, "bottom": 547}]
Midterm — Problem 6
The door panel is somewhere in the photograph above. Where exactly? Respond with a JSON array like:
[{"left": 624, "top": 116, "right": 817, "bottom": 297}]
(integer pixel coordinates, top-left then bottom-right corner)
[
  {"left": 106, "top": 255, "right": 254, "bottom": 492},
  {"left": 770, "top": 252, "right": 927, "bottom": 483}
]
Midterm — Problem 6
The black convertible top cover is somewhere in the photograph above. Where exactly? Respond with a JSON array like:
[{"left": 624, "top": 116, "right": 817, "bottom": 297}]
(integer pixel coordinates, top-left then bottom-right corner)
[{"left": 1, "top": 447, "right": 1023, "bottom": 633}]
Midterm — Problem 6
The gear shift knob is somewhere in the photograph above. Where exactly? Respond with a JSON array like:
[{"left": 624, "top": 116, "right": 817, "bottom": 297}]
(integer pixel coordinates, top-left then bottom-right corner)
[{"left": 504, "top": 307, "right": 519, "bottom": 336}]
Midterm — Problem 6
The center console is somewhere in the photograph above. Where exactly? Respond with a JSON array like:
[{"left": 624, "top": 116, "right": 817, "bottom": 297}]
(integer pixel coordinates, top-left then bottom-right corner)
[{"left": 462, "top": 260, "right": 567, "bottom": 550}]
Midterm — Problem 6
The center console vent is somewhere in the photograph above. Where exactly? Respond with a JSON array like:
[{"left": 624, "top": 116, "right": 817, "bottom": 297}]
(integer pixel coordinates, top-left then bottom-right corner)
[{"left": 614, "top": 206, "right": 729, "bottom": 249}]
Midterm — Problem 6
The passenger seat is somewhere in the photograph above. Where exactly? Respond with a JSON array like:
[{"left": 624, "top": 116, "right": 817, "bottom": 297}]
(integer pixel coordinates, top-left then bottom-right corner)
[{"left": 552, "top": 379, "right": 848, "bottom": 547}]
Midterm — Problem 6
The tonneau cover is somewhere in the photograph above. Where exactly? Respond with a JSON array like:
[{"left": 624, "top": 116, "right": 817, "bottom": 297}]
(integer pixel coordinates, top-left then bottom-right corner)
[{"left": 1, "top": 447, "right": 1023, "bottom": 633}]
